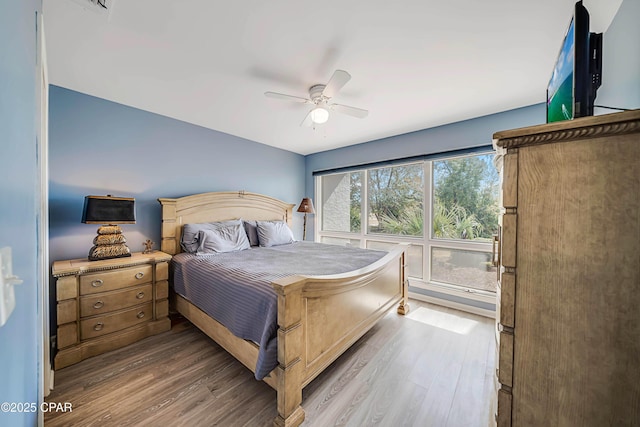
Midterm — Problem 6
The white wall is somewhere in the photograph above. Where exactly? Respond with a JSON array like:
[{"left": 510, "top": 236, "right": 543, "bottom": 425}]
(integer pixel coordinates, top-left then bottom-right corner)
[{"left": 594, "top": 0, "right": 640, "bottom": 114}]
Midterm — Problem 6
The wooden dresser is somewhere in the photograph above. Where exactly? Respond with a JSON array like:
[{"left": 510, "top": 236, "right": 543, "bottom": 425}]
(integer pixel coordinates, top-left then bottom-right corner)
[
  {"left": 52, "top": 251, "right": 172, "bottom": 369},
  {"left": 491, "top": 110, "right": 640, "bottom": 426}
]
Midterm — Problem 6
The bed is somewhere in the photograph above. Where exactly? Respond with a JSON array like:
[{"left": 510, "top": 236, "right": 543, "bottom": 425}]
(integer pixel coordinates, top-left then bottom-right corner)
[{"left": 158, "top": 191, "right": 409, "bottom": 426}]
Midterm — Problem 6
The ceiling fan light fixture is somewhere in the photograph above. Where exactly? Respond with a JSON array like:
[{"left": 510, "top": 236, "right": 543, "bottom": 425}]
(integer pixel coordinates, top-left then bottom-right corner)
[
  {"left": 265, "top": 69, "right": 368, "bottom": 127},
  {"left": 310, "top": 106, "right": 329, "bottom": 124}
]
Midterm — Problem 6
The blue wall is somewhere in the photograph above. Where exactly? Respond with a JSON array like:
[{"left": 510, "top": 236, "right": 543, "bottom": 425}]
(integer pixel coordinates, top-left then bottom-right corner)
[
  {"left": 0, "top": 0, "right": 42, "bottom": 426},
  {"left": 48, "top": 86, "right": 306, "bottom": 263}
]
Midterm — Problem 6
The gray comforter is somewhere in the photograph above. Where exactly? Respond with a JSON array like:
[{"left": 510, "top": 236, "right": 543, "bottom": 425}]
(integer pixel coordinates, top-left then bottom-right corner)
[{"left": 171, "top": 241, "right": 387, "bottom": 379}]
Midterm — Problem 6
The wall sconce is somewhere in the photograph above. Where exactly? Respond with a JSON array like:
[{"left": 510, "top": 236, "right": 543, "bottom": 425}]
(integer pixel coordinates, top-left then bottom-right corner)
[
  {"left": 296, "top": 197, "right": 315, "bottom": 241},
  {"left": 82, "top": 195, "right": 136, "bottom": 261}
]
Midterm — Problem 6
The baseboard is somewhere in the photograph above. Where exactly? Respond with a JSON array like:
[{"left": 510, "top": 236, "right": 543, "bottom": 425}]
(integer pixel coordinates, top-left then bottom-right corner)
[
  {"left": 409, "top": 291, "right": 496, "bottom": 319},
  {"left": 46, "top": 367, "right": 54, "bottom": 396}
]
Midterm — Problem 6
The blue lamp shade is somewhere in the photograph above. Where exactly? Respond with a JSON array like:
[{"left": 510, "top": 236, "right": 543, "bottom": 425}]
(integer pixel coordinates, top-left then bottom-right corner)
[{"left": 82, "top": 195, "right": 136, "bottom": 224}]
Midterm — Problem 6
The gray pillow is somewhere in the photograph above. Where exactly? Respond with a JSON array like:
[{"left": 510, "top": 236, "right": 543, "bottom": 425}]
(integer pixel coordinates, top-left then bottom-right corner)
[
  {"left": 242, "top": 219, "right": 259, "bottom": 246},
  {"left": 256, "top": 220, "right": 294, "bottom": 247},
  {"left": 181, "top": 219, "right": 242, "bottom": 253},
  {"left": 196, "top": 223, "right": 250, "bottom": 254}
]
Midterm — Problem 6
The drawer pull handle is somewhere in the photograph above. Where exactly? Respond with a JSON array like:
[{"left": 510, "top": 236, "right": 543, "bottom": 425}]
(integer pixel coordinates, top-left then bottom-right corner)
[
  {"left": 135, "top": 272, "right": 145, "bottom": 279},
  {"left": 136, "top": 291, "right": 145, "bottom": 299},
  {"left": 91, "top": 279, "right": 104, "bottom": 287},
  {"left": 137, "top": 311, "right": 145, "bottom": 319},
  {"left": 93, "top": 322, "right": 104, "bottom": 331},
  {"left": 93, "top": 301, "right": 104, "bottom": 309}
]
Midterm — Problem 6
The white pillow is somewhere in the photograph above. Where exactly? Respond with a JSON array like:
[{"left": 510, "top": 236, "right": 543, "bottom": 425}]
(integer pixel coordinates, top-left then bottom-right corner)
[
  {"left": 196, "top": 223, "right": 250, "bottom": 254},
  {"left": 256, "top": 221, "right": 294, "bottom": 247}
]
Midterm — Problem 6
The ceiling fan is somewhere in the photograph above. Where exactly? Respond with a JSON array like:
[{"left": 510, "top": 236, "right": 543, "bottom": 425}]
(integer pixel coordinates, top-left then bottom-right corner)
[{"left": 264, "top": 69, "right": 368, "bottom": 127}]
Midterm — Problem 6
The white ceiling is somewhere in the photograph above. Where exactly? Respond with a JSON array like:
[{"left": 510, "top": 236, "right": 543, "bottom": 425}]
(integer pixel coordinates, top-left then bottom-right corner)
[{"left": 43, "top": 0, "right": 622, "bottom": 155}]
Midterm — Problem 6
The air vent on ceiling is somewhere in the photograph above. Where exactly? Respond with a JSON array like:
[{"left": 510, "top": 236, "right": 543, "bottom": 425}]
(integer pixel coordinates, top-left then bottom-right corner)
[{"left": 67, "top": 0, "right": 114, "bottom": 16}]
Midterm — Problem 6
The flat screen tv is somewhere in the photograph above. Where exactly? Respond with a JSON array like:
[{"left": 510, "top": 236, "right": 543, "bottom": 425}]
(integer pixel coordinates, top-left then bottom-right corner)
[{"left": 546, "top": 1, "right": 602, "bottom": 123}]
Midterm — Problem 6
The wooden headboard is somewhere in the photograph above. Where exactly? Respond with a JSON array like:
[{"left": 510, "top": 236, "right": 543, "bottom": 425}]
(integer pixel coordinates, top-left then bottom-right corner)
[{"left": 157, "top": 190, "right": 295, "bottom": 255}]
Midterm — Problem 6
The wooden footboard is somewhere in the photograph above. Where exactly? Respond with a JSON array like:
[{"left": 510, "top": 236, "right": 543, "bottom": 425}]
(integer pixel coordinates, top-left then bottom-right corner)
[
  {"left": 172, "top": 244, "right": 408, "bottom": 427},
  {"left": 271, "top": 244, "right": 408, "bottom": 427}
]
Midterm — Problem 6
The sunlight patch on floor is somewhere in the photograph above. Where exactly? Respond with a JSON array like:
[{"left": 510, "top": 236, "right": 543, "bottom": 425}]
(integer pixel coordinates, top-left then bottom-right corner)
[{"left": 406, "top": 306, "right": 478, "bottom": 334}]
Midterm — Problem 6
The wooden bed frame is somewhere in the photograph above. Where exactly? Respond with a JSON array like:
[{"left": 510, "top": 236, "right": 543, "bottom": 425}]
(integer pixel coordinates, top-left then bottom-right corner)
[{"left": 158, "top": 191, "right": 409, "bottom": 426}]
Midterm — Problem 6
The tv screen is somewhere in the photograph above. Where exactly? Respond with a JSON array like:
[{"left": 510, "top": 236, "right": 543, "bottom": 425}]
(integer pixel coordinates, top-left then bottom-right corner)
[
  {"left": 547, "top": 17, "right": 576, "bottom": 122},
  {"left": 546, "top": 1, "right": 600, "bottom": 123}
]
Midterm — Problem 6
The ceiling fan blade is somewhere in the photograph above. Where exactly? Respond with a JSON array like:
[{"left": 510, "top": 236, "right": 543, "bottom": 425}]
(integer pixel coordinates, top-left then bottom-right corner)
[
  {"left": 330, "top": 103, "right": 369, "bottom": 119},
  {"left": 322, "top": 70, "right": 351, "bottom": 98},
  {"left": 264, "top": 92, "right": 311, "bottom": 103},
  {"left": 300, "top": 110, "right": 314, "bottom": 127}
]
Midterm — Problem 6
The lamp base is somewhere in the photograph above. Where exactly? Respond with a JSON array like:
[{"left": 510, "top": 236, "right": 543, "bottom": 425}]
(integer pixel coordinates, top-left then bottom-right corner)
[
  {"left": 88, "top": 225, "right": 132, "bottom": 261},
  {"left": 302, "top": 213, "right": 307, "bottom": 241},
  {"left": 88, "top": 245, "right": 132, "bottom": 261}
]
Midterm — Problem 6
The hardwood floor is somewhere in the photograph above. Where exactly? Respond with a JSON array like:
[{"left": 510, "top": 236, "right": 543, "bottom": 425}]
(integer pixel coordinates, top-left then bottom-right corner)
[{"left": 45, "top": 300, "right": 495, "bottom": 426}]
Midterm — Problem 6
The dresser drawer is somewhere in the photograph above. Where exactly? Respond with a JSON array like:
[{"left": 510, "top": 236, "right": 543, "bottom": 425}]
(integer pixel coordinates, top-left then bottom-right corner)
[
  {"left": 80, "top": 265, "right": 152, "bottom": 295},
  {"left": 499, "top": 272, "right": 515, "bottom": 328},
  {"left": 80, "top": 284, "right": 152, "bottom": 317},
  {"left": 497, "top": 388, "right": 512, "bottom": 427},
  {"left": 498, "top": 331, "right": 514, "bottom": 387},
  {"left": 80, "top": 302, "right": 152, "bottom": 340}
]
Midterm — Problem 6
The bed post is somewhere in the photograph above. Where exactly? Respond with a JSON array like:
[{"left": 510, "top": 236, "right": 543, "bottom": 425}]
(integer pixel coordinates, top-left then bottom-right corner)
[
  {"left": 157, "top": 197, "right": 178, "bottom": 255},
  {"left": 397, "top": 250, "right": 410, "bottom": 315},
  {"left": 272, "top": 276, "right": 306, "bottom": 427}
]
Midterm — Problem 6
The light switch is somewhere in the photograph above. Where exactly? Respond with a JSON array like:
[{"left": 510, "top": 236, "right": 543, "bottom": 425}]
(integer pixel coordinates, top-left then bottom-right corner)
[{"left": 0, "top": 247, "right": 23, "bottom": 327}]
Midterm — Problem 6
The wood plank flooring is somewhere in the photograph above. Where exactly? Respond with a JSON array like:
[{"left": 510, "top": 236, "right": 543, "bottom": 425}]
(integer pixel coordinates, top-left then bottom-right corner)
[{"left": 45, "top": 300, "right": 495, "bottom": 426}]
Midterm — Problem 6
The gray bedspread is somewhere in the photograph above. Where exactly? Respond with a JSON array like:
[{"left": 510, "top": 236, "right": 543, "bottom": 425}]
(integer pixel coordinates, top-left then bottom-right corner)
[{"left": 171, "top": 241, "right": 387, "bottom": 380}]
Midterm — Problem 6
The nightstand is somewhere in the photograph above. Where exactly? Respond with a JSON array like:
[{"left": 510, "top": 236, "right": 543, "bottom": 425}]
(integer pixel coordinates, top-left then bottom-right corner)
[{"left": 52, "top": 251, "right": 172, "bottom": 369}]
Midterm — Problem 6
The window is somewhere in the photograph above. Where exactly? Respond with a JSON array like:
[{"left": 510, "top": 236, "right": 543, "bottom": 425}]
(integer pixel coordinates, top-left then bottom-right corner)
[
  {"left": 367, "top": 163, "right": 423, "bottom": 236},
  {"left": 316, "top": 151, "right": 498, "bottom": 305},
  {"left": 430, "top": 247, "right": 496, "bottom": 292},
  {"left": 432, "top": 156, "right": 499, "bottom": 241},
  {"left": 320, "top": 171, "right": 362, "bottom": 233},
  {"left": 367, "top": 240, "right": 424, "bottom": 279},
  {"left": 430, "top": 154, "right": 498, "bottom": 292}
]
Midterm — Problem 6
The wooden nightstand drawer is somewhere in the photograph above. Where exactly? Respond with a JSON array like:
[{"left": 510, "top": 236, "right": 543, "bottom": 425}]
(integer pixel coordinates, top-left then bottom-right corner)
[
  {"left": 56, "top": 276, "right": 77, "bottom": 301},
  {"left": 80, "top": 302, "right": 153, "bottom": 340},
  {"left": 80, "top": 284, "right": 152, "bottom": 317},
  {"left": 57, "top": 299, "right": 77, "bottom": 325},
  {"left": 79, "top": 264, "right": 152, "bottom": 295},
  {"left": 57, "top": 323, "right": 78, "bottom": 349},
  {"left": 156, "top": 261, "right": 168, "bottom": 281},
  {"left": 156, "top": 280, "right": 168, "bottom": 300}
]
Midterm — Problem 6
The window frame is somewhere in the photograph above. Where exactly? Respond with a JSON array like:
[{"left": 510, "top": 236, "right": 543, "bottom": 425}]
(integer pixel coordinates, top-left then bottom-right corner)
[{"left": 314, "top": 150, "right": 497, "bottom": 308}]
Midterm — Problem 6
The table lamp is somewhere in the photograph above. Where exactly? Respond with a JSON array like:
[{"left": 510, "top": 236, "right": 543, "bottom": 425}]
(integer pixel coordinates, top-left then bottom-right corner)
[{"left": 82, "top": 195, "right": 136, "bottom": 261}]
